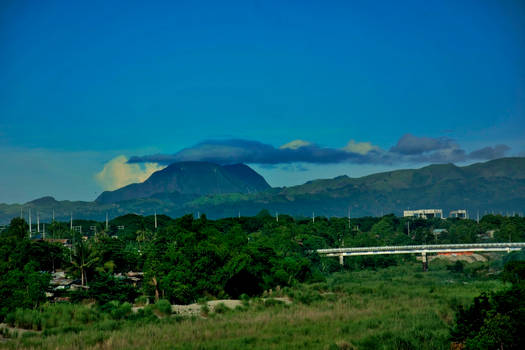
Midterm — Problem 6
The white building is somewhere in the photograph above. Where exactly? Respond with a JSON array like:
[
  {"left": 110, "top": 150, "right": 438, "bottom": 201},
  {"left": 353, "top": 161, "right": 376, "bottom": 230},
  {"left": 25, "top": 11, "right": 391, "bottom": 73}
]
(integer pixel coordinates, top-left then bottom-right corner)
[
  {"left": 449, "top": 210, "right": 468, "bottom": 219},
  {"left": 403, "top": 209, "right": 443, "bottom": 219}
]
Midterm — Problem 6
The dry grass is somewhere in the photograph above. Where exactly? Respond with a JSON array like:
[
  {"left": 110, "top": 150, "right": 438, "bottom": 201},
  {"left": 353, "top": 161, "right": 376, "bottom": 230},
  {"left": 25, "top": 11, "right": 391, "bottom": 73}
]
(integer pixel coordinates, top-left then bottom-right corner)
[{"left": 1, "top": 262, "right": 504, "bottom": 350}]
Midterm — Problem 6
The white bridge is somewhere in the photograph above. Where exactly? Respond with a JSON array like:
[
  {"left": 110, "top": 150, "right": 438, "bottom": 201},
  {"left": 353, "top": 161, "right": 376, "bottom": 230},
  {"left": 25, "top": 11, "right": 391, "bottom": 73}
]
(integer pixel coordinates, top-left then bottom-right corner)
[{"left": 316, "top": 242, "right": 525, "bottom": 270}]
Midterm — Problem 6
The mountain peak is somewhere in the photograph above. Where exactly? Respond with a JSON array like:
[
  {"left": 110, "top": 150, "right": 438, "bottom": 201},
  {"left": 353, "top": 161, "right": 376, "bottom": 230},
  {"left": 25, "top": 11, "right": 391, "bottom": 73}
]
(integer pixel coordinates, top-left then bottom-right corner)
[
  {"left": 96, "top": 161, "right": 270, "bottom": 204},
  {"left": 26, "top": 196, "right": 59, "bottom": 206}
]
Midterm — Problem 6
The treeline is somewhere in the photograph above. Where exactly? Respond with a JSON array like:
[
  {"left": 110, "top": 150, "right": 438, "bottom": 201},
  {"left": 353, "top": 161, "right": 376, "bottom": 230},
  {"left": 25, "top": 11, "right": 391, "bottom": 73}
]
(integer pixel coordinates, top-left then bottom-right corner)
[{"left": 1, "top": 211, "right": 525, "bottom": 321}]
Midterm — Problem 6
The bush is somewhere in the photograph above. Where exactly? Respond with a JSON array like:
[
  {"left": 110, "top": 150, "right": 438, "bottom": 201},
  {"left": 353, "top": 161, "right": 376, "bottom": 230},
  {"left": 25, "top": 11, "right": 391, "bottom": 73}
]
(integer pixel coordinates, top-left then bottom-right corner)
[
  {"left": 7, "top": 308, "right": 41, "bottom": 330},
  {"left": 288, "top": 288, "right": 322, "bottom": 305},
  {"left": 501, "top": 261, "right": 525, "bottom": 284},
  {"left": 87, "top": 273, "right": 138, "bottom": 305},
  {"left": 105, "top": 301, "right": 132, "bottom": 320},
  {"left": 200, "top": 303, "right": 210, "bottom": 316},
  {"left": 213, "top": 303, "right": 229, "bottom": 314},
  {"left": 154, "top": 299, "right": 172, "bottom": 316},
  {"left": 134, "top": 295, "right": 149, "bottom": 307},
  {"left": 447, "top": 261, "right": 464, "bottom": 273},
  {"left": 451, "top": 280, "right": 525, "bottom": 348},
  {"left": 264, "top": 298, "right": 284, "bottom": 307}
]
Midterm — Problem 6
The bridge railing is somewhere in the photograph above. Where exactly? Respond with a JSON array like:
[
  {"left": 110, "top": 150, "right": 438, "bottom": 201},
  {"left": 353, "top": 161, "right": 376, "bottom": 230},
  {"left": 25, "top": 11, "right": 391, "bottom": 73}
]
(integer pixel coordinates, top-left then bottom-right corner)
[
  {"left": 315, "top": 242, "right": 525, "bottom": 270},
  {"left": 316, "top": 242, "right": 525, "bottom": 254}
]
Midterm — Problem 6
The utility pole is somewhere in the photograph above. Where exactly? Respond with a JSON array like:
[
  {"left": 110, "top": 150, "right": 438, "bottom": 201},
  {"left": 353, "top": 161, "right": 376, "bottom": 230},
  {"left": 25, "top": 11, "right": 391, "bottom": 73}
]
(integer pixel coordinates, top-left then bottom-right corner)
[
  {"left": 52, "top": 209, "right": 55, "bottom": 222},
  {"left": 106, "top": 212, "right": 109, "bottom": 231},
  {"left": 276, "top": 212, "right": 278, "bottom": 222},
  {"left": 154, "top": 210, "right": 157, "bottom": 230},
  {"left": 348, "top": 208, "right": 351, "bottom": 229},
  {"left": 29, "top": 208, "right": 32, "bottom": 237},
  {"left": 312, "top": 212, "right": 315, "bottom": 223},
  {"left": 37, "top": 211, "right": 40, "bottom": 233},
  {"left": 407, "top": 220, "right": 410, "bottom": 236},
  {"left": 70, "top": 212, "right": 73, "bottom": 231}
]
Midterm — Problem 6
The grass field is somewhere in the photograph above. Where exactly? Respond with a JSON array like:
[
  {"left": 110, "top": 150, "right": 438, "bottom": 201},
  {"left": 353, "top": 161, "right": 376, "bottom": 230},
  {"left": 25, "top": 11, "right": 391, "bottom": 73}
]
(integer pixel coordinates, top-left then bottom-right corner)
[{"left": 1, "top": 260, "right": 506, "bottom": 350}]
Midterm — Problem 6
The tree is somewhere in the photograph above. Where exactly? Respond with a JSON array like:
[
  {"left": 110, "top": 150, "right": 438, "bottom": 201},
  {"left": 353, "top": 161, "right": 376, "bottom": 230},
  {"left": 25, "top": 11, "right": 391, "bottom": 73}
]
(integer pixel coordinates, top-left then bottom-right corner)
[
  {"left": 70, "top": 240, "right": 99, "bottom": 286},
  {"left": 0, "top": 218, "right": 50, "bottom": 320},
  {"left": 451, "top": 261, "right": 525, "bottom": 349},
  {"left": 5, "top": 217, "right": 29, "bottom": 239}
]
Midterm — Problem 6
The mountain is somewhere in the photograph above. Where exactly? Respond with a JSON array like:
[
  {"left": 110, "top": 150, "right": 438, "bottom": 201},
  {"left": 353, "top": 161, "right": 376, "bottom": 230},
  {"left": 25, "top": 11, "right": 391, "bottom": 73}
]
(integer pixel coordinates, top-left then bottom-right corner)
[
  {"left": 1, "top": 158, "right": 524, "bottom": 224},
  {"left": 178, "top": 157, "right": 525, "bottom": 218},
  {"left": 95, "top": 162, "right": 271, "bottom": 204}
]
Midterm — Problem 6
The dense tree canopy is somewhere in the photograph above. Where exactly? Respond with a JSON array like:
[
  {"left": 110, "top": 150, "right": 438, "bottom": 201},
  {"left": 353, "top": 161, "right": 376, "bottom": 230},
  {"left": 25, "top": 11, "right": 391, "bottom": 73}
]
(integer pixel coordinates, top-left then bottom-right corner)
[{"left": 1, "top": 212, "right": 524, "bottom": 321}]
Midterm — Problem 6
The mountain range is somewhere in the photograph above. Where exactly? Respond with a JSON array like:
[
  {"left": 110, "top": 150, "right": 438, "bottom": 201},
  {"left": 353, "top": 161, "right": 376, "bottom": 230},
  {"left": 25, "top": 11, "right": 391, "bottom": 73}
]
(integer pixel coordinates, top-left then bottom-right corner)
[{"left": 1, "top": 157, "right": 524, "bottom": 224}]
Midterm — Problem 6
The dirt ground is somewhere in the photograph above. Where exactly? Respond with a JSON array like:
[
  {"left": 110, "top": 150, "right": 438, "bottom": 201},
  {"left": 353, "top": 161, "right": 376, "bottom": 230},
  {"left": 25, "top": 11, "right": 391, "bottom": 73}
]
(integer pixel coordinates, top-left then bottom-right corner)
[
  {"left": 429, "top": 253, "right": 488, "bottom": 263},
  {"left": 132, "top": 297, "right": 292, "bottom": 317}
]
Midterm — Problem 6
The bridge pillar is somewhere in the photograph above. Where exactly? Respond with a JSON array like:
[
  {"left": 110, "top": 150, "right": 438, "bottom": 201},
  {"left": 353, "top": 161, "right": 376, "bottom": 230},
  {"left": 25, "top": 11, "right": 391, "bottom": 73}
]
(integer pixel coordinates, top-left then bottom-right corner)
[
  {"left": 422, "top": 252, "right": 428, "bottom": 272},
  {"left": 339, "top": 254, "right": 344, "bottom": 266}
]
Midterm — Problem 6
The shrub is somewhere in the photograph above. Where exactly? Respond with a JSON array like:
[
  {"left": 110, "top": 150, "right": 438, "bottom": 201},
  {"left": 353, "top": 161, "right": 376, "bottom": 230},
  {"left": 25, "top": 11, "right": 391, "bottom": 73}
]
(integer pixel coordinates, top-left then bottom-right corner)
[
  {"left": 451, "top": 282, "right": 525, "bottom": 348},
  {"left": 7, "top": 308, "right": 41, "bottom": 330},
  {"left": 200, "top": 303, "right": 210, "bottom": 316},
  {"left": 213, "top": 303, "right": 229, "bottom": 314},
  {"left": 154, "top": 299, "right": 172, "bottom": 316},
  {"left": 109, "top": 302, "right": 132, "bottom": 320},
  {"left": 264, "top": 298, "right": 284, "bottom": 307},
  {"left": 134, "top": 295, "right": 149, "bottom": 307}
]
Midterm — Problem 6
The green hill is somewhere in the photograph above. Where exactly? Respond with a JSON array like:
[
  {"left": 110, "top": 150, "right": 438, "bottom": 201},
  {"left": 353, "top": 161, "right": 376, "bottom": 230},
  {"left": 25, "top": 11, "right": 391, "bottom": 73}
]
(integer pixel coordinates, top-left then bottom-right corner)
[{"left": 1, "top": 158, "right": 524, "bottom": 223}]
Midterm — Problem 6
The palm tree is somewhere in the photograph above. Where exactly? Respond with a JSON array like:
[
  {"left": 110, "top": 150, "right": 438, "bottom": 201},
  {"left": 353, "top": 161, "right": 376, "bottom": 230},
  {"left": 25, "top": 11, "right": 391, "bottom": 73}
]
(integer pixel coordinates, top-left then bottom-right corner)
[
  {"left": 136, "top": 227, "right": 152, "bottom": 252},
  {"left": 70, "top": 240, "right": 99, "bottom": 286}
]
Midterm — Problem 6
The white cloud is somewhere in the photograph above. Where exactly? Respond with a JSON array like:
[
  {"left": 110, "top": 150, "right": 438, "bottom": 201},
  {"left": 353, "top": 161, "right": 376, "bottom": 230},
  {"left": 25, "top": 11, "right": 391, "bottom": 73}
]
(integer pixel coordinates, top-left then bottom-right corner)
[
  {"left": 95, "top": 155, "right": 165, "bottom": 190},
  {"left": 279, "top": 139, "right": 312, "bottom": 150},
  {"left": 342, "top": 140, "right": 379, "bottom": 155}
]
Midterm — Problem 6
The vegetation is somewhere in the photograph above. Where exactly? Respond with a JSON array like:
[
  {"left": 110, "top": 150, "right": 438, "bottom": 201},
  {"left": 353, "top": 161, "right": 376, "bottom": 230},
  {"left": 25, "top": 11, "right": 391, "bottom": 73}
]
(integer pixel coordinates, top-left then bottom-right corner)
[
  {"left": 0, "top": 262, "right": 514, "bottom": 349},
  {"left": 1, "top": 157, "right": 524, "bottom": 222},
  {"left": 0, "top": 212, "right": 524, "bottom": 349}
]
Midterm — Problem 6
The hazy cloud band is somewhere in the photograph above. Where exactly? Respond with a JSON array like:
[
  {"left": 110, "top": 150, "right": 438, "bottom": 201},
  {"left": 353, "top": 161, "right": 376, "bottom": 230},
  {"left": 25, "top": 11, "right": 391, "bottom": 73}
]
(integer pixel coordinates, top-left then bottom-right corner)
[{"left": 128, "top": 135, "right": 511, "bottom": 166}]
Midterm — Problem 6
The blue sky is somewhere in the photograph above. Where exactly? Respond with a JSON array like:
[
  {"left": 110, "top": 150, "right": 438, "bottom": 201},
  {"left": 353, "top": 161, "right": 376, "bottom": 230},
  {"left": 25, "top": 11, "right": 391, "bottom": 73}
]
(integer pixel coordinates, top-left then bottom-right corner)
[{"left": 1, "top": 0, "right": 524, "bottom": 203}]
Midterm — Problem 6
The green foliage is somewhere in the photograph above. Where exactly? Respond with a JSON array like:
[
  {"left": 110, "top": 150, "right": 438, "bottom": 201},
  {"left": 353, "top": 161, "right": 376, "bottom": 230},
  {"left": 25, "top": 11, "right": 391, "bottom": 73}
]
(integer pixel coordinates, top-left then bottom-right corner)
[
  {"left": 6, "top": 308, "right": 41, "bottom": 330},
  {"left": 447, "top": 261, "right": 465, "bottom": 273},
  {"left": 213, "top": 302, "right": 229, "bottom": 314},
  {"left": 85, "top": 273, "right": 139, "bottom": 306},
  {"left": 70, "top": 239, "right": 99, "bottom": 286},
  {"left": 2, "top": 211, "right": 525, "bottom": 349},
  {"left": 5, "top": 217, "right": 29, "bottom": 239},
  {"left": 2, "top": 262, "right": 510, "bottom": 350},
  {"left": 134, "top": 295, "right": 149, "bottom": 306},
  {"left": 0, "top": 218, "right": 51, "bottom": 320},
  {"left": 104, "top": 301, "right": 132, "bottom": 320},
  {"left": 451, "top": 261, "right": 525, "bottom": 349},
  {"left": 7, "top": 303, "right": 103, "bottom": 331},
  {"left": 501, "top": 261, "right": 525, "bottom": 284},
  {"left": 153, "top": 299, "right": 172, "bottom": 316}
]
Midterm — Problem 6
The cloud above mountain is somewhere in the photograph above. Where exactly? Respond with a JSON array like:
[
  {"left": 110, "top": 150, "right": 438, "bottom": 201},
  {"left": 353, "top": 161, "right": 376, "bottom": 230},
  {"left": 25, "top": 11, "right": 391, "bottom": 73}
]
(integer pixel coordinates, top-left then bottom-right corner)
[
  {"left": 95, "top": 156, "right": 165, "bottom": 190},
  {"left": 469, "top": 144, "right": 511, "bottom": 160},
  {"left": 390, "top": 134, "right": 457, "bottom": 155},
  {"left": 128, "top": 135, "right": 511, "bottom": 166}
]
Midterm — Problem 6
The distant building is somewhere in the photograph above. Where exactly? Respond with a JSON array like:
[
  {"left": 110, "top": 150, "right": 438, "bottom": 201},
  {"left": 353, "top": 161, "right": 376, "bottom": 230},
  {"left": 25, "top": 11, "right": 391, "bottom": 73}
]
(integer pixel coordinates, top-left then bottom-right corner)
[
  {"left": 449, "top": 210, "right": 468, "bottom": 219},
  {"left": 403, "top": 209, "right": 443, "bottom": 219}
]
